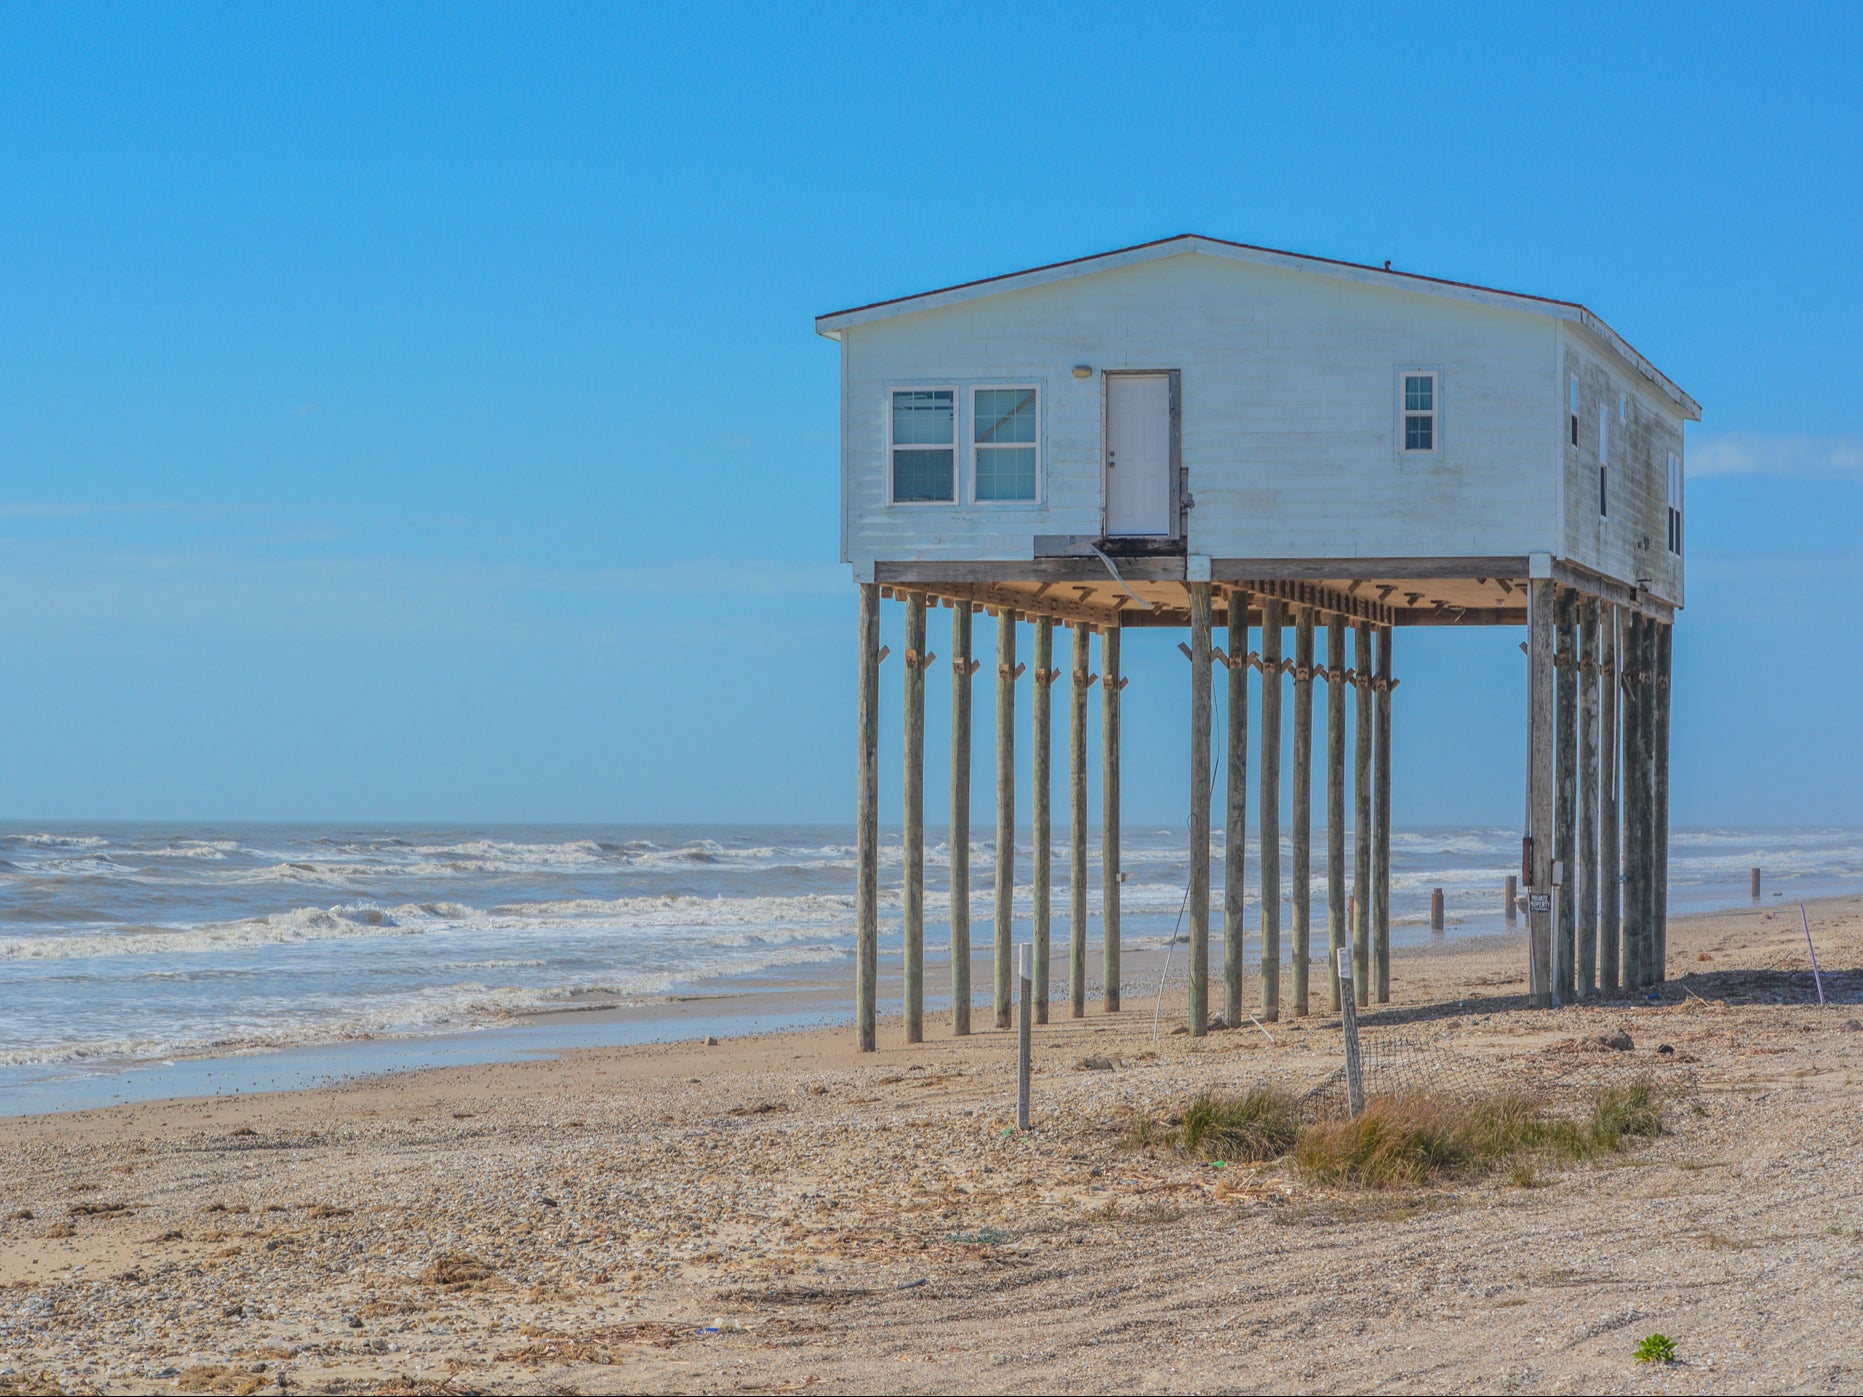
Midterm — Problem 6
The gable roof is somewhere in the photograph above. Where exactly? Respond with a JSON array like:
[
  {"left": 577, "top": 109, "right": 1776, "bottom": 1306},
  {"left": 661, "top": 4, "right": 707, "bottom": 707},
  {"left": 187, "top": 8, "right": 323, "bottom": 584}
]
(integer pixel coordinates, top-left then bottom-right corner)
[{"left": 815, "top": 234, "right": 1700, "bottom": 420}]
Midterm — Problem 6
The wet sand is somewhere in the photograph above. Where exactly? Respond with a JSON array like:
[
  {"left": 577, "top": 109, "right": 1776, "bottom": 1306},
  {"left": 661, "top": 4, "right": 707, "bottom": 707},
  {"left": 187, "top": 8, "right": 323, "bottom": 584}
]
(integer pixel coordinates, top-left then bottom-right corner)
[{"left": 4, "top": 897, "right": 1862, "bottom": 1394}]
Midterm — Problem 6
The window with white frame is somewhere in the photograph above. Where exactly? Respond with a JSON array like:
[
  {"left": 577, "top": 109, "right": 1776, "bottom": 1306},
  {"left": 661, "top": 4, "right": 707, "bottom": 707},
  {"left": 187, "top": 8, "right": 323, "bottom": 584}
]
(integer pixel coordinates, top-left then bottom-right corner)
[
  {"left": 1400, "top": 371, "right": 1437, "bottom": 452},
  {"left": 1667, "top": 452, "right": 1683, "bottom": 553},
  {"left": 972, "top": 386, "right": 1039, "bottom": 501},
  {"left": 890, "top": 389, "right": 956, "bottom": 503},
  {"left": 1569, "top": 376, "right": 1580, "bottom": 446}
]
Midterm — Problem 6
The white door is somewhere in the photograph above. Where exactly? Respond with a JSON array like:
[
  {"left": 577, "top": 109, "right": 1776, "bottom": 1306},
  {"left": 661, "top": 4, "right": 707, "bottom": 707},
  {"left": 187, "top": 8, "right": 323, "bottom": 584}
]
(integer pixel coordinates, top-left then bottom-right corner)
[{"left": 1105, "top": 374, "right": 1171, "bottom": 537}]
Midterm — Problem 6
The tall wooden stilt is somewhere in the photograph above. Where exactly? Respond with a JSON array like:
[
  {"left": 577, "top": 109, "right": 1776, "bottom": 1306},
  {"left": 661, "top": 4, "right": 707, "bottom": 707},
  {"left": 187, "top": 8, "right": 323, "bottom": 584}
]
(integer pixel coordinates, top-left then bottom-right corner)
[
  {"left": 1554, "top": 587, "right": 1578, "bottom": 1005},
  {"left": 994, "top": 610, "right": 1018, "bottom": 1030},
  {"left": 1353, "top": 621, "right": 1373, "bottom": 1008},
  {"left": 1654, "top": 620, "right": 1673, "bottom": 983},
  {"left": 950, "top": 602, "right": 973, "bottom": 1035},
  {"left": 1373, "top": 624, "right": 1393, "bottom": 1004},
  {"left": 1069, "top": 621, "right": 1090, "bottom": 1019},
  {"left": 1031, "top": 616, "right": 1053, "bottom": 1025},
  {"left": 1325, "top": 617, "right": 1347, "bottom": 1013},
  {"left": 1622, "top": 612, "right": 1647, "bottom": 990},
  {"left": 1188, "top": 583, "right": 1213, "bottom": 1036},
  {"left": 1578, "top": 594, "right": 1600, "bottom": 997},
  {"left": 1101, "top": 625, "right": 1122, "bottom": 1012},
  {"left": 1599, "top": 603, "right": 1621, "bottom": 993},
  {"left": 902, "top": 592, "right": 926, "bottom": 1044},
  {"left": 1291, "top": 606, "right": 1315, "bottom": 1015},
  {"left": 856, "top": 583, "right": 881, "bottom": 1051},
  {"left": 1224, "top": 590, "right": 1251, "bottom": 1029},
  {"left": 1526, "top": 577, "right": 1556, "bottom": 1008},
  {"left": 1259, "top": 599, "right": 1284, "bottom": 1020}
]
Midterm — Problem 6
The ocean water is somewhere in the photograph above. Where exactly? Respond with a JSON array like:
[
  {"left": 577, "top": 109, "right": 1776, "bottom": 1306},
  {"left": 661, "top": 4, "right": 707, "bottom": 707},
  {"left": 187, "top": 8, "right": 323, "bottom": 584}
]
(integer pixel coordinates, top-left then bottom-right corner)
[{"left": 2, "top": 821, "right": 1858, "bottom": 1104}]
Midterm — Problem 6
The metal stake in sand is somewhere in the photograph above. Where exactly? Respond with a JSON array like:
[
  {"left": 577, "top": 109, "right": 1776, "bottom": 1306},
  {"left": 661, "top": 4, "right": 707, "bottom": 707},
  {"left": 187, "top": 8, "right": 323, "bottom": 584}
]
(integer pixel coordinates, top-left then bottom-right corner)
[
  {"left": 1800, "top": 903, "right": 1826, "bottom": 1007},
  {"left": 1016, "top": 943, "right": 1033, "bottom": 1131},
  {"left": 1337, "top": 947, "right": 1364, "bottom": 1118}
]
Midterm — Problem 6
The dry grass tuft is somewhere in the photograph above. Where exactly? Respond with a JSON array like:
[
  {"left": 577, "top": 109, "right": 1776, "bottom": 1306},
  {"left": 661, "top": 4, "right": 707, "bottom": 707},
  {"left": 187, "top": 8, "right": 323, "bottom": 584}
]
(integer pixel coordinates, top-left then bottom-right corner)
[
  {"left": 422, "top": 1253, "right": 498, "bottom": 1288},
  {"left": 1168, "top": 1087, "right": 1304, "bottom": 1162}
]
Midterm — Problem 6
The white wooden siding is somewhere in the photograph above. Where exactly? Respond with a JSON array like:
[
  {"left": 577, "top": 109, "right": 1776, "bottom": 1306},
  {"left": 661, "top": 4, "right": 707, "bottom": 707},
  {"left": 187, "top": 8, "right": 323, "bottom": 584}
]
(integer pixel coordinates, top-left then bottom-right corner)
[{"left": 835, "top": 249, "right": 1680, "bottom": 598}]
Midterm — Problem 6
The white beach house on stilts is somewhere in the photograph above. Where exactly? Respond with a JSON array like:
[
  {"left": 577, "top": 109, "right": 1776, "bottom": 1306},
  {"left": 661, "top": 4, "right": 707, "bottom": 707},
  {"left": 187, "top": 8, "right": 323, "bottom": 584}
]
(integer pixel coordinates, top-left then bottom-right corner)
[{"left": 816, "top": 234, "right": 1700, "bottom": 1049}]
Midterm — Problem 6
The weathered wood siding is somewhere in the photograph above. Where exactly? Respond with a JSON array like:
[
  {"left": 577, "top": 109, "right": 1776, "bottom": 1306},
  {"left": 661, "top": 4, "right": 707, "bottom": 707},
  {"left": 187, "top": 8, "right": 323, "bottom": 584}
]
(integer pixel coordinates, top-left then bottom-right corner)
[
  {"left": 1560, "top": 327, "right": 1687, "bottom": 607},
  {"left": 837, "top": 250, "right": 1577, "bottom": 572}
]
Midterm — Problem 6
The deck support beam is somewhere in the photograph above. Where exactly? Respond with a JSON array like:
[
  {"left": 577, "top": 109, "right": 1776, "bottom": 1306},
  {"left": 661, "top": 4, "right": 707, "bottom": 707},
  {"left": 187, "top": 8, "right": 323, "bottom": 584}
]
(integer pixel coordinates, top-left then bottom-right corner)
[
  {"left": 1224, "top": 589, "right": 1251, "bottom": 1029},
  {"left": 1101, "top": 625, "right": 1122, "bottom": 1012},
  {"left": 1526, "top": 578, "right": 1556, "bottom": 1007},
  {"left": 1555, "top": 586, "right": 1578, "bottom": 1005},
  {"left": 1259, "top": 599, "right": 1284, "bottom": 1020},
  {"left": 1325, "top": 617, "right": 1347, "bottom": 1012},
  {"left": 1599, "top": 602, "right": 1621, "bottom": 993},
  {"left": 856, "top": 583, "right": 880, "bottom": 1051},
  {"left": 994, "top": 610, "right": 1018, "bottom": 1030},
  {"left": 950, "top": 602, "right": 973, "bottom": 1035},
  {"left": 1291, "top": 606, "right": 1315, "bottom": 1015},
  {"left": 1373, "top": 623, "right": 1393, "bottom": 1003},
  {"left": 1579, "top": 593, "right": 1600, "bottom": 998},
  {"left": 1188, "top": 583, "right": 1213, "bottom": 1035},
  {"left": 1069, "top": 621, "right": 1090, "bottom": 1019},
  {"left": 1353, "top": 621, "right": 1373, "bottom": 1008},
  {"left": 902, "top": 592, "right": 926, "bottom": 1044}
]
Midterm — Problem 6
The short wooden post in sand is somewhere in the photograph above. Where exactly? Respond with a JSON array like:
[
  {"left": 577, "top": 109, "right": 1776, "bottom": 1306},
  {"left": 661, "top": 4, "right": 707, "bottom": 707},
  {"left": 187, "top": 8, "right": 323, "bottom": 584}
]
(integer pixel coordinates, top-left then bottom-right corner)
[
  {"left": 1016, "top": 943, "right": 1032, "bottom": 1131},
  {"left": 1430, "top": 888, "right": 1445, "bottom": 933},
  {"left": 1031, "top": 616, "right": 1053, "bottom": 1025},
  {"left": 855, "top": 582, "right": 881, "bottom": 1052},
  {"left": 902, "top": 591, "right": 927, "bottom": 1044},
  {"left": 1505, "top": 874, "right": 1517, "bottom": 923},
  {"left": 1187, "top": 582, "right": 1213, "bottom": 1036},
  {"left": 1224, "top": 588, "right": 1252, "bottom": 1029},
  {"left": 1291, "top": 605, "right": 1315, "bottom": 1016},
  {"left": 949, "top": 602, "right": 975, "bottom": 1035},
  {"left": 1337, "top": 947, "right": 1365, "bottom": 1118},
  {"left": 1069, "top": 621, "right": 1093, "bottom": 1019}
]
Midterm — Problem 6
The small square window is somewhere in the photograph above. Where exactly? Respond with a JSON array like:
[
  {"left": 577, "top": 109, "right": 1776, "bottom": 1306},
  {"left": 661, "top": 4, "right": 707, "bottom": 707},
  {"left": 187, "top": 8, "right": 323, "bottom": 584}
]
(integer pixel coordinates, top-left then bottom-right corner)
[
  {"left": 1400, "top": 371, "right": 1437, "bottom": 452},
  {"left": 890, "top": 390, "right": 955, "bottom": 503}
]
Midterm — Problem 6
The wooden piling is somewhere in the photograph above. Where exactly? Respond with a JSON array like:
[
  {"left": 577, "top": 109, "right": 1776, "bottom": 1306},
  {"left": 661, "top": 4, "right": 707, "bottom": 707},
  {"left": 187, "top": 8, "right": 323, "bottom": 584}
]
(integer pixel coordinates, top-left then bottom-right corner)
[
  {"left": 1654, "top": 620, "right": 1672, "bottom": 982},
  {"left": 1291, "top": 606, "right": 1315, "bottom": 1016},
  {"left": 1374, "top": 624, "right": 1393, "bottom": 1004},
  {"left": 1751, "top": 867, "right": 1761, "bottom": 901},
  {"left": 1430, "top": 888, "right": 1445, "bottom": 932},
  {"left": 1578, "top": 593, "right": 1600, "bottom": 997},
  {"left": 1554, "top": 586, "right": 1577, "bottom": 1005},
  {"left": 1353, "top": 621, "right": 1373, "bottom": 1008},
  {"left": 1224, "top": 590, "right": 1251, "bottom": 1029},
  {"left": 1069, "top": 621, "right": 1090, "bottom": 1018},
  {"left": 1526, "top": 578, "right": 1556, "bottom": 1007},
  {"left": 1599, "top": 603, "right": 1621, "bottom": 992},
  {"left": 949, "top": 604, "right": 974, "bottom": 1034},
  {"left": 902, "top": 592, "right": 926, "bottom": 1044},
  {"left": 994, "top": 609, "right": 1017, "bottom": 1030},
  {"left": 856, "top": 582, "right": 880, "bottom": 1052},
  {"left": 1031, "top": 616, "right": 1053, "bottom": 1025},
  {"left": 1505, "top": 874, "right": 1517, "bottom": 923},
  {"left": 1325, "top": 617, "right": 1347, "bottom": 1013},
  {"left": 1259, "top": 599, "right": 1284, "bottom": 1020},
  {"left": 1102, "top": 625, "right": 1122, "bottom": 1013},
  {"left": 1621, "top": 611, "right": 1647, "bottom": 990},
  {"left": 1188, "top": 583, "right": 1213, "bottom": 1036}
]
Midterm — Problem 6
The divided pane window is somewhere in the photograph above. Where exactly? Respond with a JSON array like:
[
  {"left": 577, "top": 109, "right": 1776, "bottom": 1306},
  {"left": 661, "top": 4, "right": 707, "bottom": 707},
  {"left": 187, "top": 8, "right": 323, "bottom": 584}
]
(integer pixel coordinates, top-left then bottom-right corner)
[
  {"left": 890, "top": 390, "right": 955, "bottom": 502},
  {"left": 1402, "top": 373, "right": 1436, "bottom": 451},
  {"left": 973, "top": 387, "right": 1038, "bottom": 501},
  {"left": 1667, "top": 453, "right": 1684, "bottom": 553}
]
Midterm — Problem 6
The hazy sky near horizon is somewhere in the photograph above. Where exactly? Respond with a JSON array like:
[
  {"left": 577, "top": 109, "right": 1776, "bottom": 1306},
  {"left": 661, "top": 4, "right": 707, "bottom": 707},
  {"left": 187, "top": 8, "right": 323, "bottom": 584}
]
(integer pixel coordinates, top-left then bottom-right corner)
[{"left": 1, "top": 3, "right": 1859, "bottom": 827}]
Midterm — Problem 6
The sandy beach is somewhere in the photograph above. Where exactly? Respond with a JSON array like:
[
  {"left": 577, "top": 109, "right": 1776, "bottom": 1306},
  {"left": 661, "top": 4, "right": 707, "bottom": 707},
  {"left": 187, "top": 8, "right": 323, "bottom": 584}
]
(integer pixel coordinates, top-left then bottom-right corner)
[{"left": 4, "top": 897, "right": 1862, "bottom": 1395}]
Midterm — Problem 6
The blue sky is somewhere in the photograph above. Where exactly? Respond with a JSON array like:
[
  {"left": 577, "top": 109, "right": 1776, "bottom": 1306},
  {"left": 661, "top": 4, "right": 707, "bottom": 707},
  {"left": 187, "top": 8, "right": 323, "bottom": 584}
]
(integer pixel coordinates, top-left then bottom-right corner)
[{"left": 0, "top": 3, "right": 1857, "bottom": 826}]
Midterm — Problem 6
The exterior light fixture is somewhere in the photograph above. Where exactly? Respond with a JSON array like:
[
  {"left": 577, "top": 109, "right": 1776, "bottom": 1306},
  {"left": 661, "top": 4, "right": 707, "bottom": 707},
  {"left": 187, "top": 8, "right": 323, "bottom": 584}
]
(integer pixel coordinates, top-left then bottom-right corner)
[{"left": 1071, "top": 365, "right": 1092, "bottom": 379}]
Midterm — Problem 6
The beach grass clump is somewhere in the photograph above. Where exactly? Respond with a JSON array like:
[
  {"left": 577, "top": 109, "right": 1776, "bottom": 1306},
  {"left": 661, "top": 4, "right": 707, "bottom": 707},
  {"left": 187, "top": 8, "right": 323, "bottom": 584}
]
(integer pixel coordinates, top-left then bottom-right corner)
[
  {"left": 1169, "top": 1087, "right": 1304, "bottom": 1163},
  {"left": 1635, "top": 1332, "right": 1677, "bottom": 1364}
]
